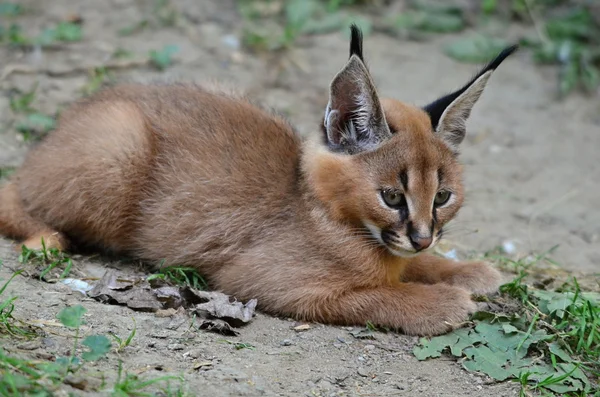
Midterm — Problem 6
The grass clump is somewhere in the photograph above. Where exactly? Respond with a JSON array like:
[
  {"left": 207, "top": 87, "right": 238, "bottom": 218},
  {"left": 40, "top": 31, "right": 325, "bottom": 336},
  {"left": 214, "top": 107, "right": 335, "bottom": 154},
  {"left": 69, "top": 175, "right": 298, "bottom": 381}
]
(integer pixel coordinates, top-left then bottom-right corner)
[
  {"left": 0, "top": 272, "right": 182, "bottom": 396},
  {"left": 147, "top": 263, "right": 207, "bottom": 290},
  {"left": 18, "top": 239, "right": 73, "bottom": 281},
  {"left": 238, "top": 0, "right": 373, "bottom": 52},
  {"left": 413, "top": 251, "right": 600, "bottom": 396},
  {"left": 112, "top": 360, "right": 183, "bottom": 397},
  {"left": 109, "top": 318, "right": 137, "bottom": 353}
]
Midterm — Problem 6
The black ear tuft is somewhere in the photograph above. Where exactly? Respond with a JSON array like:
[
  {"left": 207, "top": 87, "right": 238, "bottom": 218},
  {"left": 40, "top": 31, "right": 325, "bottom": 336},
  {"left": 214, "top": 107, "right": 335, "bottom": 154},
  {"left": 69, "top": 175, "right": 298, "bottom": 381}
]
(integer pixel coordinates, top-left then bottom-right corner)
[
  {"left": 423, "top": 45, "right": 518, "bottom": 130},
  {"left": 349, "top": 24, "right": 364, "bottom": 62}
]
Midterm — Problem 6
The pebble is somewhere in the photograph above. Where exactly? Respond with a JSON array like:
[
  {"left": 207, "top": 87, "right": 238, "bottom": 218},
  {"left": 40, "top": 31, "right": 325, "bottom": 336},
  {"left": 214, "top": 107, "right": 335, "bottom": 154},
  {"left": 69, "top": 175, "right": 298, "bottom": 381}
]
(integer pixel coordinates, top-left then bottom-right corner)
[
  {"left": 357, "top": 368, "right": 368, "bottom": 377},
  {"left": 280, "top": 339, "right": 293, "bottom": 346},
  {"left": 364, "top": 344, "right": 375, "bottom": 351},
  {"left": 187, "top": 349, "right": 203, "bottom": 358},
  {"left": 168, "top": 343, "right": 185, "bottom": 351},
  {"left": 501, "top": 240, "right": 517, "bottom": 254}
]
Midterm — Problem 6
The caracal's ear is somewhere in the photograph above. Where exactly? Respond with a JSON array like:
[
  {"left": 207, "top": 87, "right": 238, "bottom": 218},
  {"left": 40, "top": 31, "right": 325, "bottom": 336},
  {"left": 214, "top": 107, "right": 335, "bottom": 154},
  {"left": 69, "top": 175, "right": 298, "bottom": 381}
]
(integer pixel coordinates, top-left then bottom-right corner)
[
  {"left": 323, "top": 25, "right": 391, "bottom": 155},
  {"left": 423, "top": 45, "right": 518, "bottom": 153}
]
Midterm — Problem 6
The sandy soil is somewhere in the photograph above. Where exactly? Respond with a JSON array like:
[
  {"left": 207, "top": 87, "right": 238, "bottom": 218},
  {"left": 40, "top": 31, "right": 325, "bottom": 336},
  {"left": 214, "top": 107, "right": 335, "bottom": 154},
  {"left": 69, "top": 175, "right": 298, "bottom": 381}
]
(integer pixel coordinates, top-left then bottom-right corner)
[{"left": 0, "top": 1, "right": 598, "bottom": 396}]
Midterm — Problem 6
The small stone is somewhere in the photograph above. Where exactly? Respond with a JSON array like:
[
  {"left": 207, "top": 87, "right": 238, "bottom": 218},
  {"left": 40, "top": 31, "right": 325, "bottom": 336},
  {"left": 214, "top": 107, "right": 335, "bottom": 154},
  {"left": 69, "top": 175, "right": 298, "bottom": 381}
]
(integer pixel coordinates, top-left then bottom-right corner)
[
  {"left": 293, "top": 324, "right": 311, "bottom": 332},
  {"left": 280, "top": 339, "right": 292, "bottom": 346},
  {"left": 396, "top": 382, "right": 409, "bottom": 390},
  {"left": 187, "top": 349, "right": 202, "bottom": 359},
  {"left": 357, "top": 368, "right": 369, "bottom": 377},
  {"left": 357, "top": 356, "right": 365, "bottom": 362},
  {"left": 364, "top": 344, "right": 375, "bottom": 351},
  {"left": 156, "top": 308, "right": 178, "bottom": 317},
  {"left": 168, "top": 343, "right": 185, "bottom": 351},
  {"left": 147, "top": 342, "right": 155, "bottom": 348}
]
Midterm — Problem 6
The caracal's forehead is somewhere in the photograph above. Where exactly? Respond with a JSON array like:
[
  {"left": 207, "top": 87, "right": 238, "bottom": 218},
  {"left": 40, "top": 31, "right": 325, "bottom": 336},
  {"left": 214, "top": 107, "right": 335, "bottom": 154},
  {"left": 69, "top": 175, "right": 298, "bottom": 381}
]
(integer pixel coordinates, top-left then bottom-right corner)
[{"left": 360, "top": 98, "right": 458, "bottom": 179}]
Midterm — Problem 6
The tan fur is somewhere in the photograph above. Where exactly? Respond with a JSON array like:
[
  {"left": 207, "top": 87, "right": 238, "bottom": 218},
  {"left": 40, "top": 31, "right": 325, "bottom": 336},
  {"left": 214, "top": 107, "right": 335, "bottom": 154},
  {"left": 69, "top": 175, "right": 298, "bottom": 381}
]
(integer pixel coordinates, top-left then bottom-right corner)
[{"left": 0, "top": 78, "right": 503, "bottom": 335}]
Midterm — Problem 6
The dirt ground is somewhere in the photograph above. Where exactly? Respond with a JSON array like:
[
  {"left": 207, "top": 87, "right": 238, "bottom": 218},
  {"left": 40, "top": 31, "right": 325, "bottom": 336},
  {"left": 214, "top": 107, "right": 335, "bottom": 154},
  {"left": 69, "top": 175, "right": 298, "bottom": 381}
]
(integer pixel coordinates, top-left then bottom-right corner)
[{"left": 0, "top": 1, "right": 598, "bottom": 396}]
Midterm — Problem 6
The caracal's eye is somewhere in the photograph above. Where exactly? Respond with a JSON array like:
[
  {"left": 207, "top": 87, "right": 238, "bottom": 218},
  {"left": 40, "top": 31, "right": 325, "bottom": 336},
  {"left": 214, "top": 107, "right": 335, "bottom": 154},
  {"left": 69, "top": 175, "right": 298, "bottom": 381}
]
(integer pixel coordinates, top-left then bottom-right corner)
[
  {"left": 434, "top": 190, "right": 451, "bottom": 206},
  {"left": 382, "top": 189, "right": 406, "bottom": 208}
]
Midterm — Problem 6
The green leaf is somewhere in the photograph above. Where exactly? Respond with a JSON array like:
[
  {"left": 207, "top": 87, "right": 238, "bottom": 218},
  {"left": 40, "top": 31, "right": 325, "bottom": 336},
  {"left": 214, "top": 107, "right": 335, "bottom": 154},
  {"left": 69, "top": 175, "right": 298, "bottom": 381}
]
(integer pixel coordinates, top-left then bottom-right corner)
[
  {"left": 413, "top": 336, "right": 445, "bottom": 360},
  {"left": 463, "top": 345, "right": 512, "bottom": 381},
  {"left": 82, "top": 335, "right": 111, "bottom": 361},
  {"left": 413, "top": 327, "right": 485, "bottom": 360},
  {"left": 149, "top": 45, "right": 179, "bottom": 71},
  {"left": 502, "top": 323, "right": 520, "bottom": 334},
  {"left": 548, "top": 342, "right": 572, "bottom": 363},
  {"left": 450, "top": 328, "right": 482, "bottom": 356},
  {"left": 37, "top": 22, "right": 82, "bottom": 45},
  {"left": 56, "top": 305, "right": 86, "bottom": 328},
  {"left": 54, "top": 22, "right": 82, "bottom": 42},
  {"left": 4, "top": 23, "right": 29, "bottom": 45},
  {"left": 16, "top": 113, "right": 56, "bottom": 138},
  {"left": 482, "top": 0, "right": 497, "bottom": 15},
  {"left": 444, "top": 36, "right": 510, "bottom": 64}
]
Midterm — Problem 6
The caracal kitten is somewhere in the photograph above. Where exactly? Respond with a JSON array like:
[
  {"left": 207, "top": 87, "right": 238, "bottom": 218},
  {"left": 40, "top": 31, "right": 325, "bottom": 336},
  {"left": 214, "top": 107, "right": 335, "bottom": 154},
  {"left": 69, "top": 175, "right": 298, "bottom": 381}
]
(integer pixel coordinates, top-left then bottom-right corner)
[{"left": 0, "top": 26, "right": 517, "bottom": 335}]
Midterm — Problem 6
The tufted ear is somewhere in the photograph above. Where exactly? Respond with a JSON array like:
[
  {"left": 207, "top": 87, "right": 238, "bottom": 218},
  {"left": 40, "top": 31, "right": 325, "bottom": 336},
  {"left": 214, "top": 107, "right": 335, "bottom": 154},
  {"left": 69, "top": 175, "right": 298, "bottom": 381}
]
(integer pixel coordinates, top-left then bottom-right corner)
[
  {"left": 323, "top": 25, "right": 392, "bottom": 155},
  {"left": 423, "top": 45, "right": 518, "bottom": 153}
]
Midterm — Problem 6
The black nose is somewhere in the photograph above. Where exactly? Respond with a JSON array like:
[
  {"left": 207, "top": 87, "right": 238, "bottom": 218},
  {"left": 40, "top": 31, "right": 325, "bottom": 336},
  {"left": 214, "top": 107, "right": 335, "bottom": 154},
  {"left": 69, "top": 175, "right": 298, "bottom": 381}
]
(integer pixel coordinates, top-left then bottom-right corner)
[{"left": 409, "top": 232, "right": 432, "bottom": 251}]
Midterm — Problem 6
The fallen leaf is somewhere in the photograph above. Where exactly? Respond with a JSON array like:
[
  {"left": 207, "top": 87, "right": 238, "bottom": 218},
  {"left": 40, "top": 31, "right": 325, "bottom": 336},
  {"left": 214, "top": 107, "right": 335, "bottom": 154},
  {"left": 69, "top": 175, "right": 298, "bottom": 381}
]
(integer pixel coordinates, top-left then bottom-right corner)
[
  {"left": 88, "top": 270, "right": 162, "bottom": 312},
  {"left": 154, "top": 286, "right": 184, "bottom": 309},
  {"left": 88, "top": 272, "right": 258, "bottom": 332},
  {"left": 191, "top": 290, "right": 257, "bottom": 327},
  {"left": 198, "top": 319, "right": 239, "bottom": 336}
]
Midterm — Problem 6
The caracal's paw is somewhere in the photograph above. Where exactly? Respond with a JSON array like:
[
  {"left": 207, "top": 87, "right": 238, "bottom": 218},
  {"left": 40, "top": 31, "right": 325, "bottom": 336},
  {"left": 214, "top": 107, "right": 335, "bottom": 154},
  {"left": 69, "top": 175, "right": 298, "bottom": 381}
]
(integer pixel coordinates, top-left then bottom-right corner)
[
  {"left": 21, "top": 231, "right": 67, "bottom": 252},
  {"left": 445, "top": 261, "right": 503, "bottom": 295},
  {"left": 402, "top": 284, "right": 477, "bottom": 336}
]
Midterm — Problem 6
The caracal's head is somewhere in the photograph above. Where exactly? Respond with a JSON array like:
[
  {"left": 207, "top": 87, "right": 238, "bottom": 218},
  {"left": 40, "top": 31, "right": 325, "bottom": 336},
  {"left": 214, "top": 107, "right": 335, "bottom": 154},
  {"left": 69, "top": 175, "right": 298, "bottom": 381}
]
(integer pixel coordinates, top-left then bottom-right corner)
[{"left": 304, "top": 25, "right": 517, "bottom": 257}]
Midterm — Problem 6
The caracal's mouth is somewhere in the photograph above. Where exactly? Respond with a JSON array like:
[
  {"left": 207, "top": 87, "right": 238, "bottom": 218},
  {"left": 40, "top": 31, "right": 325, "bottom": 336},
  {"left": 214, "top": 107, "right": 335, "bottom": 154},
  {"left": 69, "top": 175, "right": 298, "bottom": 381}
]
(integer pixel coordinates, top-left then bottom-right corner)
[{"left": 362, "top": 222, "right": 433, "bottom": 258}]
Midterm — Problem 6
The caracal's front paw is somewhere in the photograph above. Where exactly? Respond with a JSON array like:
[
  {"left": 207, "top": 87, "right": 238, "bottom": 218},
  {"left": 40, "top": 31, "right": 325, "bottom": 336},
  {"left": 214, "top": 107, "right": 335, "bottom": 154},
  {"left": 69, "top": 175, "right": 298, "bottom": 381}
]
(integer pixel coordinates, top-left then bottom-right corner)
[
  {"left": 402, "top": 284, "right": 477, "bottom": 336},
  {"left": 444, "top": 261, "right": 503, "bottom": 295}
]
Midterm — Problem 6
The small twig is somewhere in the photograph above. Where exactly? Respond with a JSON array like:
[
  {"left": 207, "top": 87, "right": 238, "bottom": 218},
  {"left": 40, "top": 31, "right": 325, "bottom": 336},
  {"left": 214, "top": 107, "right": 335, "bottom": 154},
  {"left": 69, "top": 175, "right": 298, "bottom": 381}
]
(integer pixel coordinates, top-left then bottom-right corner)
[{"left": 1, "top": 58, "right": 152, "bottom": 81}]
